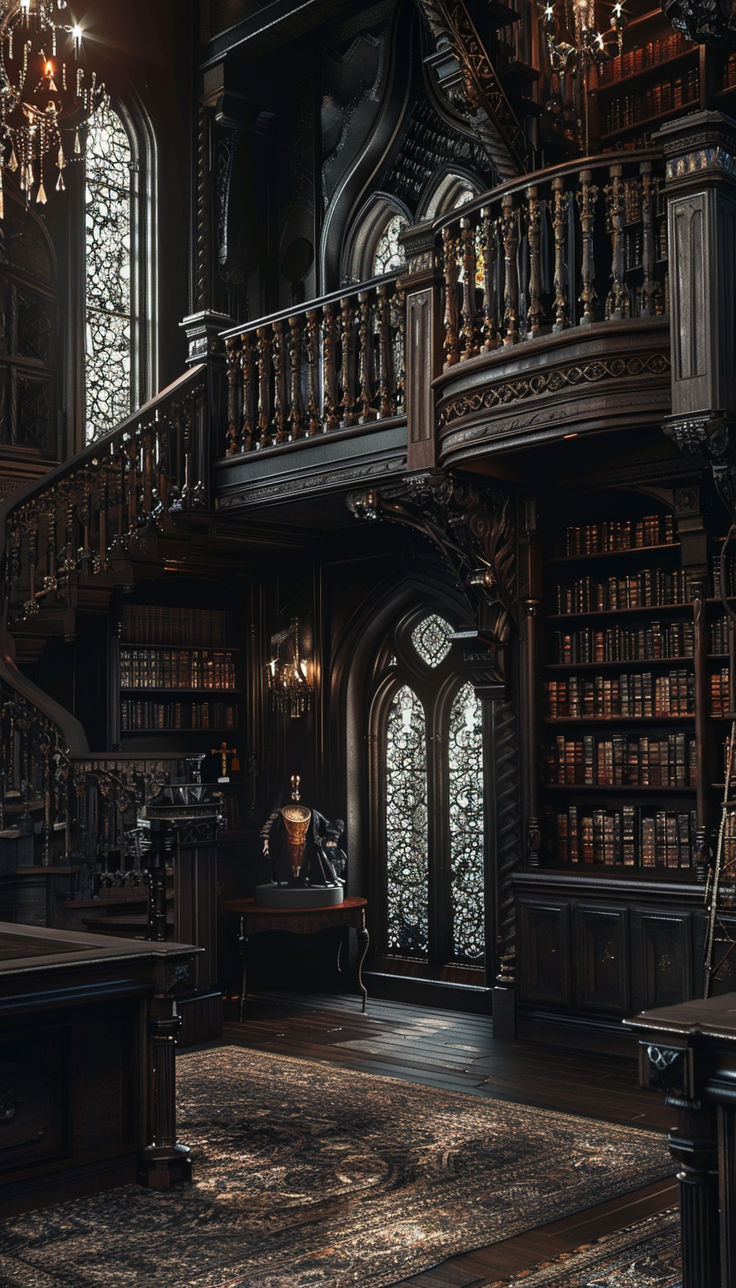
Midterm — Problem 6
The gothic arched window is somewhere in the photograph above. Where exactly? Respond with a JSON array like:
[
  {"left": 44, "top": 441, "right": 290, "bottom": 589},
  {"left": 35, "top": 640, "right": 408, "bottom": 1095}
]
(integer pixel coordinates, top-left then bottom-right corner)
[
  {"left": 84, "top": 101, "right": 132, "bottom": 442},
  {"left": 82, "top": 96, "right": 156, "bottom": 446},
  {"left": 372, "top": 212, "right": 409, "bottom": 277},
  {"left": 372, "top": 611, "right": 487, "bottom": 983}
]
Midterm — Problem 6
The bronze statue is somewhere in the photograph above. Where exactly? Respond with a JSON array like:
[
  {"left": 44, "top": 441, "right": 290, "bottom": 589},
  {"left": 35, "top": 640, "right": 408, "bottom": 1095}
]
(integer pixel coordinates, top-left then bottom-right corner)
[{"left": 260, "top": 774, "right": 346, "bottom": 888}]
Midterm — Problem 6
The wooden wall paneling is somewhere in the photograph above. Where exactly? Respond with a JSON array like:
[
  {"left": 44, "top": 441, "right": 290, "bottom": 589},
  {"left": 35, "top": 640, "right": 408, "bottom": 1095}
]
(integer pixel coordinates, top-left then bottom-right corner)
[
  {"left": 516, "top": 896, "right": 571, "bottom": 1007},
  {"left": 630, "top": 906, "right": 700, "bottom": 1012},
  {"left": 573, "top": 903, "right": 630, "bottom": 1015}
]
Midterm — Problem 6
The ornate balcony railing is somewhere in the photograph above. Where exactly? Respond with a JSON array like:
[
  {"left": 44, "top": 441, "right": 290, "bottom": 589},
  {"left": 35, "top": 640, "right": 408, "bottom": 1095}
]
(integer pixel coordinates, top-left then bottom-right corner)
[
  {"left": 222, "top": 274, "right": 406, "bottom": 455},
  {"left": 2, "top": 365, "right": 208, "bottom": 629},
  {"left": 437, "top": 149, "right": 668, "bottom": 366}
]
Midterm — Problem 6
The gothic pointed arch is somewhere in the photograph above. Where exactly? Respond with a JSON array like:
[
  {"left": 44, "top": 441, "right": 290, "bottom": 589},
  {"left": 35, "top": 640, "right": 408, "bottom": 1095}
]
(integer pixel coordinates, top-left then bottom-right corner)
[{"left": 340, "top": 193, "right": 412, "bottom": 285}]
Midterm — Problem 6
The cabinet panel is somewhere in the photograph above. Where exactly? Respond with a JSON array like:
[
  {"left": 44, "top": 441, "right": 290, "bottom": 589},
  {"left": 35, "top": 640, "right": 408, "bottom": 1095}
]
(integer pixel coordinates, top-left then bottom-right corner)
[
  {"left": 631, "top": 908, "right": 700, "bottom": 1011},
  {"left": 517, "top": 898, "right": 571, "bottom": 1007},
  {"left": 573, "top": 905, "right": 630, "bottom": 1014}
]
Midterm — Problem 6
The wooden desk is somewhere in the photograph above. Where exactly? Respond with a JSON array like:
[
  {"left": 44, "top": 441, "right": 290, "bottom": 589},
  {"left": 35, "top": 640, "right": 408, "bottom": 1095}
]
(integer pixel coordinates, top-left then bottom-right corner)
[
  {"left": 0, "top": 922, "right": 199, "bottom": 1214},
  {"left": 625, "top": 993, "right": 736, "bottom": 1288},
  {"left": 225, "top": 896, "right": 369, "bottom": 1019}
]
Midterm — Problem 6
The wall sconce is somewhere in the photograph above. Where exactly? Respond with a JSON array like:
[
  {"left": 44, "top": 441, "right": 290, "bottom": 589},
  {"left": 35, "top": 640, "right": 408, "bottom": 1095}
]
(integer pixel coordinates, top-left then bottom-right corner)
[{"left": 267, "top": 617, "right": 313, "bottom": 718}]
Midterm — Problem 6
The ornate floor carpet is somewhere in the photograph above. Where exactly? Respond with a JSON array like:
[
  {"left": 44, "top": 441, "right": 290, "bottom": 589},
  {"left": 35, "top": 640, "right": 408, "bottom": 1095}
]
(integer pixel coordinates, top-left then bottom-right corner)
[
  {"left": 0, "top": 1046, "right": 672, "bottom": 1288},
  {"left": 489, "top": 1209, "right": 681, "bottom": 1287}
]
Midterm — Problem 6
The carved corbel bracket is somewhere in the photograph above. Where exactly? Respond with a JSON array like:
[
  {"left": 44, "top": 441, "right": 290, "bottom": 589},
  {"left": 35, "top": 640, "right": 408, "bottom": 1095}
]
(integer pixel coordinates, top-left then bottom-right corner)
[
  {"left": 348, "top": 471, "right": 517, "bottom": 685},
  {"left": 664, "top": 0, "right": 736, "bottom": 44},
  {"left": 664, "top": 411, "right": 736, "bottom": 524}
]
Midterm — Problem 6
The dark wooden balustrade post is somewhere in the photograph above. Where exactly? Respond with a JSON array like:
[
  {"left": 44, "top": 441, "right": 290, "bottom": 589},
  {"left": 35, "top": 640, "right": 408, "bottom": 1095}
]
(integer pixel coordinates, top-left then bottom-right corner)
[
  {"left": 357, "top": 290, "right": 377, "bottom": 423},
  {"left": 339, "top": 297, "right": 357, "bottom": 426},
  {"left": 577, "top": 168, "right": 599, "bottom": 326},
  {"left": 605, "top": 163, "right": 630, "bottom": 320},
  {"left": 241, "top": 332, "right": 256, "bottom": 451},
  {"left": 442, "top": 226, "right": 461, "bottom": 367},
  {"left": 322, "top": 302, "right": 339, "bottom": 431},
  {"left": 256, "top": 325, "right": 272, "bottom": 447},
  {"left": 138, "top": 951, "right": 194, "bottom": 1191},
  {"left": 551, "top": 176, "right": 569, "bottom": 332},
  {"left": 225, "top": 335, "right": 242, "bottom": 454},
  {"left": 640, "top": 160, "right": 657, "bottom": 317},
  {"left": 460, "top": 216, "right": 479, "bottom": 359},
  {"left": 288, "top": 315, "right": 305, "bottom": 439},
  {"left": 304, "top": 309, "right": 321, "bottom": 434},
  {"left": 272, "top": 319, "right": 288, "bottom": 444},
  {"left": 500, "top": 194, "right": 519, "bottom": 346},
  {"left": 180, "top": 308, "right": 237, "bottom": 477},
  {"left": 526, "top": 187, "right": 542, "bottom": 338}
]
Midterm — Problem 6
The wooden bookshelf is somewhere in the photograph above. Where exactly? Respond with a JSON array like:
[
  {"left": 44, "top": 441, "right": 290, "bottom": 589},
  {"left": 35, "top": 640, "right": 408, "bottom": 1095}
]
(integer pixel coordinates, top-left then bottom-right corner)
[{"left": 541, "top": 505, "right": 699, "bottom": 874}]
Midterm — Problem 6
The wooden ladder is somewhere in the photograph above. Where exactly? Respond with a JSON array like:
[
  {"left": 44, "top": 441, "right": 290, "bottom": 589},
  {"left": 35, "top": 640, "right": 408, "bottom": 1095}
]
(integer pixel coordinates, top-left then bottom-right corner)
[{"left": 704, "top": 715, "right": 736, "bottom": 997}]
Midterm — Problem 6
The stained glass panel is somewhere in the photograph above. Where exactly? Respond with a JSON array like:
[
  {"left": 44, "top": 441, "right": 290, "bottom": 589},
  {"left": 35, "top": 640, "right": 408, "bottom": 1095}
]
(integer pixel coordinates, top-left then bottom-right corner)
[
  {"left": 85, "top": 101, "right": 132, "bottom": 443},
  {"left": 449, "top": 682, "right": 485, "bottom": 962},
  {"left": 411, "top": 614, "right": 452, "bottom": 668},
  {"left": 373, "top": 213, "right": 408, "bottom": 277},
  {"left": 385, "top": 685, "right": 428, "bottom": 956}
]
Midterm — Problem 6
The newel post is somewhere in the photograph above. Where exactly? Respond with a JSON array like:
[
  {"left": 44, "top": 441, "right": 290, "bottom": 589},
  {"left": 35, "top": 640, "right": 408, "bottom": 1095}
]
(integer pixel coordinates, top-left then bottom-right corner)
[
  {"left": 179, "top": 310, "right": 238, "bottom": 503},
  {"left": 398, "top": 221, "right": 443, "bottom": 472},
  {"left": 659, "top": 112, "right": 736, "bottom": 474}
]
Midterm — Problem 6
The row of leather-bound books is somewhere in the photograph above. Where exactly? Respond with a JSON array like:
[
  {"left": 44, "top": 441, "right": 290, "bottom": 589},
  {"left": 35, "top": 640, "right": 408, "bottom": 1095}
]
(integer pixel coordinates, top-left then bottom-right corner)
[
  {"left": 547, "top": 731, "right": 696, "bottom": 788},
  {"left": 546, "top": 804, "right": 696, "bottom": 869}
]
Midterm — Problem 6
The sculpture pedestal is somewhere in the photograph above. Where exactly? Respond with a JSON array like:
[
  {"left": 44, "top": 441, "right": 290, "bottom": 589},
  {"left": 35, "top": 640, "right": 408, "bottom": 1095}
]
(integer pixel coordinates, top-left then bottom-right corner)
[{"left": 255, "top": 883, "right": 344, "bottom": 908}]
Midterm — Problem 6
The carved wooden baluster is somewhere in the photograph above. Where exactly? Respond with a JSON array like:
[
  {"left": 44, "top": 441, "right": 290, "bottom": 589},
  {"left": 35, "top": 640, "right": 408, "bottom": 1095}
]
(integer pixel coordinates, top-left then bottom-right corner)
[
  {"left": 241, "top": 331, "right": 255, "bottom": 451},
  {"left": 391, "top": 285, "right": 406, "bottom": 415},
  {"left": 460, "top": 216, "right": 479, "bottom": 359},
  {"left": 125, "top": 432, "right": 138, "bottom": 532},
  {"left": 26, "top": 521, "right": 39, "bottom": 617},
  {"left": 142, "top": 420, "right": 155, "bottom": 517},
  {"left": 7, "top": 520, "right": 22, "bottom": 607},
  {"left": 552, "top": 175, "right": 569, "bottom": 333},
  {"left": 60, "top": 491, "right": 76, "bottom": 579},
  {"left": 287, "top": 316, "right": 305, "bottom": 440},
  {"left": 256, "top": 325, "right": 272, "bottom": 448},
  {"left": 45, "top": 496, "right": 58, "bottom": 590},
  {"left": 640, "top": 160, "right": 657, "bottom": 318},
  {"left": 526, "top": 185, "right": 543, "bottom": 338},
  {"left": 577, "top": 168, "right": 599, "bottom": 327},
  {"left": 225, "top": 336, "right": 242, "bottom": 455},
  {"left": 79, "top": 471, "right": 92, "bottom": 569},
  {"left": 357, "top": 290, "right": 377, "bottom": 423},
  {"left": 605, "top": 163, "right": 630, "bottom": 320},
  {"left": 272, "top": 320, "right": 287, "bottom": 444},
  {"left": 479, "top": 206, "right": 497, "bottom": 351},
  {"left": 442, "top": 226, "right": 461, "bottom": 368},
  {"left": 500, "top": 194, "right": 520, "bottom": 346},
  {"left": 376, "top": 284, "right": 393, "bottom": 419},
  {"left": 339, "top": 296, "right": 357, "bottom": 426},
  {"left": 322, "top": 303, "right": 339, "bottom": 431},
  {"left": 95, "top": 461, "right": 108, "bottom": 568},
  {"left": 304, "top": 310, "right": 320, "bottom": 435},
  {"left": 155, "top": 416, "right": 170, "bottom": 513}
]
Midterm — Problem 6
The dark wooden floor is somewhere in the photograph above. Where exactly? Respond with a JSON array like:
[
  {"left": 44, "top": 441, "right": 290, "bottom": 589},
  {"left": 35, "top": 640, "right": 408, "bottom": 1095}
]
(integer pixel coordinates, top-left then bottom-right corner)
[{"left": 219, "top": 990, "right": 678, "bottom": 1288}]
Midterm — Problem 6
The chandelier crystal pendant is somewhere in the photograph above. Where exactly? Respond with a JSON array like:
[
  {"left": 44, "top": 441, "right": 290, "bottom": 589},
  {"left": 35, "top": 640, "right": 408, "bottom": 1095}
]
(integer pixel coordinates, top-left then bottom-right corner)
[{"left": 0, "top": 0, "right": 105, "bottom": 216}]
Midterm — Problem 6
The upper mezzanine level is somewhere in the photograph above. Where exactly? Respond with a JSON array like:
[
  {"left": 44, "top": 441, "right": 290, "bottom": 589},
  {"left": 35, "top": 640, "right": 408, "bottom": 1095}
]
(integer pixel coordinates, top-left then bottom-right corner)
[{"left": 212, "top": 131, "right": 694, "bottom": 522}]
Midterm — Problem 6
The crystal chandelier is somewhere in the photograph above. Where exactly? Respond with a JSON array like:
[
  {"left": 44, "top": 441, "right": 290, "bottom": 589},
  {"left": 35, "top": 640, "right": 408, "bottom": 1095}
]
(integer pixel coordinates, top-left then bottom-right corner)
[
  {"left": 0, "top": 0, "right": 105, "bottom": 216},
  {"left": 267, "top": 618, "right": 313, "bottom": 719},
  {"left": 540, "top": 0, "right": 625, "bottom": 151}
]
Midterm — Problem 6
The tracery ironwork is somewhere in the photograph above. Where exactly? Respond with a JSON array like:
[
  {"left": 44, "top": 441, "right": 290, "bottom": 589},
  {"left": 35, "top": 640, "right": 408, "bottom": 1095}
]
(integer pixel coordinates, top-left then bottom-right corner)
[
  {"left": 411, "top": 614, "right": 452, "bottom": 667},
  {"left": 449, "top": 682, "right": 485, "bottom": 962},
  {"left": 385, "top": 684, "right": 428, "bottom": 956},
  {"left": 85, "top": 100, "right": 132, "bottom": 443}
]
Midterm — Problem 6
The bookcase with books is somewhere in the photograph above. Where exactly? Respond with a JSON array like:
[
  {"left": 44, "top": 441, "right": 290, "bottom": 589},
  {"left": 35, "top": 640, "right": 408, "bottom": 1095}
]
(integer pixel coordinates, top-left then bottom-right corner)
[
  {"left": 593, "top": 8, "right": 701, "bottom": 149},
  {"left": 114, "top": 602, "right": 241, "bottom": 758},
  {"left": 514, "top": 492, "right": 713, "bottom": 1035},
  {"left": 541, "top": 506, "right": 701, "bottom": 876}
]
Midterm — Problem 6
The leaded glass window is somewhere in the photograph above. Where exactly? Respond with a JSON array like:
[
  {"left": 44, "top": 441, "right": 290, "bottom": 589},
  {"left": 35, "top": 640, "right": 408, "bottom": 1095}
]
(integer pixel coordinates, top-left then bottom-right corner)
[
  {"left": 385, "top": 685, "right": 428, "bottom": 956},
  {"left": 84, "top": 100, "right": 132, "bottom": 443},
  {"left": 449, "top": 682, "right": 485, "bottom": 962},
  {"left": 411, "top": 614, "right": 452, "bottom": 668},
  {"left": 372, "top": 213, "right": 408, "bottom": 277}
]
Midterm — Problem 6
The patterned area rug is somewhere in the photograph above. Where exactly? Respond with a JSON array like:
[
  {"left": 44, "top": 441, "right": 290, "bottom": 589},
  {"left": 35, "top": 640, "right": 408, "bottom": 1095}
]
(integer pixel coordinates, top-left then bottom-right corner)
[
  {"left": 489, "top": 1209, "right": 681, "bottom": 1287},
  {"left": 0, "top": 1046, "right": 672, "bottom": 1288}
]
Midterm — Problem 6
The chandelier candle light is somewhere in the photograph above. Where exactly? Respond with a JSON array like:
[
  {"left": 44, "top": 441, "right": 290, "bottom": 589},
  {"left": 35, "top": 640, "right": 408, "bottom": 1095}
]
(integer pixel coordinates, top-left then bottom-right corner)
[
  {"left": 541, "top": 0, "right": 625, "bottom": 151},
  {"left": 267, "top": 618, "right": 313, "bottom": 719},
  {"left": 0, "top": 0, "right": 104, "bottom": 216}
]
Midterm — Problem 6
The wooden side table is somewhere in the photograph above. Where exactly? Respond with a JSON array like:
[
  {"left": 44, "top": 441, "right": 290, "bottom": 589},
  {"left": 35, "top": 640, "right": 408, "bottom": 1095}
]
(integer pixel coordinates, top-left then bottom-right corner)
[{"left": 224, "top": 895, "right": 369, "bottom": 1020}]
